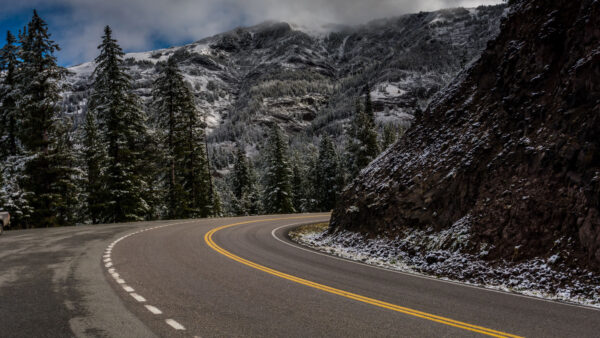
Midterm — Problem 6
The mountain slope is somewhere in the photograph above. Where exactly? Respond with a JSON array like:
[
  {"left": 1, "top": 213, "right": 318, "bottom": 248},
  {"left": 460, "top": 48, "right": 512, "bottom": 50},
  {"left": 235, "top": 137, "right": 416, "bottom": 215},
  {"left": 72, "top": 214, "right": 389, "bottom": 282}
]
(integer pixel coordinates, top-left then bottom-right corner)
[
  {"left": 331, "top": 0, "right": 600, "bottom": 271},
  {"left": 63, "top": 5, "right": 505, "bottom": 157}
]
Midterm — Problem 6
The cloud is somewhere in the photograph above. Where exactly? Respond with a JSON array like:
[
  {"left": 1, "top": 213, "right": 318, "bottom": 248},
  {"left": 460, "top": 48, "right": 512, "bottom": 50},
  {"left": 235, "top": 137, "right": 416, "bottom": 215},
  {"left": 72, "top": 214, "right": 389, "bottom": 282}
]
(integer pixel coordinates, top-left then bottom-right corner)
[{"left": 4, "top": 0, "right": 504, "bottom": 65}]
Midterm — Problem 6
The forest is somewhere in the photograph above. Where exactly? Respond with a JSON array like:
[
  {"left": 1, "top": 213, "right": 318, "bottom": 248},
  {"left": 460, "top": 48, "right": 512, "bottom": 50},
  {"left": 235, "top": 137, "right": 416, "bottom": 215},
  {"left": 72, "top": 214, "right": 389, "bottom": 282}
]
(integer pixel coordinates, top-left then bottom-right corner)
[{"left": 0, "top": 11, "right": 403, "bottom": 228}]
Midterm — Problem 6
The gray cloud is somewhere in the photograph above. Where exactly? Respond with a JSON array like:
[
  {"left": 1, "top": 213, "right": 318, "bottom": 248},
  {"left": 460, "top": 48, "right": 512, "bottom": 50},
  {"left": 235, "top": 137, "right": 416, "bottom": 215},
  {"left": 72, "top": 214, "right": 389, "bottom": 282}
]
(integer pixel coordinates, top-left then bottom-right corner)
[{"left": 5, "top": 0, "right": 504, "bottom": 65}]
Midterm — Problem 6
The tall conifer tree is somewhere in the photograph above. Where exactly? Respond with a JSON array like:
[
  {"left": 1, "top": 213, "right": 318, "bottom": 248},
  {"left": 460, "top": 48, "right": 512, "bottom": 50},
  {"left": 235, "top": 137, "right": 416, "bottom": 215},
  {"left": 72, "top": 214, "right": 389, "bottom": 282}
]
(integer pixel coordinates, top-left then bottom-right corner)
[
  {"left": 82, "top": 111, "right": 106, "bottom": 223},
  {"left": 89, "top": 26, "right": 150, "bottom": 222},
  {"left": 152, "top": 56, "right": 212, "bottom": 218},
  {"left": 16, "top": 10, "right": 75, "bottom": 227},
  {"left": 0, "top": 31, "right": 20, "bottom": 157},
  {"left": 315, "top": 135, "right": 342, "bottom": 211},
  {"left": 263, "top": 125, "right": 295, "bottom": 214},
  {"left": 346, "top": 96, "right": 380, "bottom": 177}
]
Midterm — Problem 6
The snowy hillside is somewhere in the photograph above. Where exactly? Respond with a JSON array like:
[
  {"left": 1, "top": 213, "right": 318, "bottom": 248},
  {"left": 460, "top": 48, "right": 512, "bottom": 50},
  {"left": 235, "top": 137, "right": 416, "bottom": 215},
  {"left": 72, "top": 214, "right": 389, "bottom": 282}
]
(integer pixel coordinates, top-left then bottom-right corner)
[{"left": 62, "top": 5, "right": 505, "bottom": 162}]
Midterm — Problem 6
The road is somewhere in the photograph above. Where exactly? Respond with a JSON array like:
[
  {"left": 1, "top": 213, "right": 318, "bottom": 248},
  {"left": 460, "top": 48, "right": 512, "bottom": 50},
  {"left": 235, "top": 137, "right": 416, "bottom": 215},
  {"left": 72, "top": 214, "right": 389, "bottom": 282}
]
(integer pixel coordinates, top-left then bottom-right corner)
[{"left": 1, "top": 214, "right": 599, "bottom": 337}]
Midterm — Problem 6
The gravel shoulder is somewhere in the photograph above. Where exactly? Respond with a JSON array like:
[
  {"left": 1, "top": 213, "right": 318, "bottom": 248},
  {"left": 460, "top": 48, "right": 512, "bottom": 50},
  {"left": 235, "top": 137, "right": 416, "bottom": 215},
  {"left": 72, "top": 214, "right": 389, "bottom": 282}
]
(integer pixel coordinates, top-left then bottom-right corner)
[{"left": 289, "top": 223, "right": 600, "bottom": 309}]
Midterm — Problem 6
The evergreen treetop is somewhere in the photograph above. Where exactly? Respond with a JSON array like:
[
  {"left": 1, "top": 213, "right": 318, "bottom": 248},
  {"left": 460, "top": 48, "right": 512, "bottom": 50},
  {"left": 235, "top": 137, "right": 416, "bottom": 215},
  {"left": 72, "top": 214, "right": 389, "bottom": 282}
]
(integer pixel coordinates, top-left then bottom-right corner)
[{"left": 263, "top": 125, "right": 295, "bottom": 214}]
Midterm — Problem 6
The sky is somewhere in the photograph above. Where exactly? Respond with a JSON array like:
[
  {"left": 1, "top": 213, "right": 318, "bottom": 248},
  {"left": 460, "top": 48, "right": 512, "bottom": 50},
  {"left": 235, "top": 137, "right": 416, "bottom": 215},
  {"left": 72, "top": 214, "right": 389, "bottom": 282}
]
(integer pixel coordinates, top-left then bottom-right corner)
[{"left": 0, "top": 0, "right": 504, "bottom": 67}]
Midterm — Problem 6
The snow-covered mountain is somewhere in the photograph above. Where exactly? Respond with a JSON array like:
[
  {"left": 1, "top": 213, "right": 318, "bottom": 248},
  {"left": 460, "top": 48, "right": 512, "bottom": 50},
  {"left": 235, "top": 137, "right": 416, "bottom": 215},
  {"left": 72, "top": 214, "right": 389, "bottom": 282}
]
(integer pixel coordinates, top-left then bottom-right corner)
[{"left": 62, "top": 5, "right": 506, "bottom": 160}]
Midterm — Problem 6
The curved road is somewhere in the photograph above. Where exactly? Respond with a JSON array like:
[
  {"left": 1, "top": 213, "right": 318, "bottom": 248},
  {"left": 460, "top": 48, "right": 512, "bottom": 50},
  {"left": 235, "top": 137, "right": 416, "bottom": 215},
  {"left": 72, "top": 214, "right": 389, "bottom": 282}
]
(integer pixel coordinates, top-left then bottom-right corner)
[
  {"left": 1, "top": 214, "right": 599, "bottom": 337},
  {"left": 106, "top": 214, "right": 599, "bottom": 337}
]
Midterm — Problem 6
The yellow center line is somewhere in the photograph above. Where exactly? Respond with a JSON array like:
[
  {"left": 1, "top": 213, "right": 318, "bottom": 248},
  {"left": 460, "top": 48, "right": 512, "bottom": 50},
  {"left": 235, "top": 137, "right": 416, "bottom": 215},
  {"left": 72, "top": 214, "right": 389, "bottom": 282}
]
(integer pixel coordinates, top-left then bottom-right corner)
[{"left": 204, "top": 216, "right": 523, "bottom": 338}]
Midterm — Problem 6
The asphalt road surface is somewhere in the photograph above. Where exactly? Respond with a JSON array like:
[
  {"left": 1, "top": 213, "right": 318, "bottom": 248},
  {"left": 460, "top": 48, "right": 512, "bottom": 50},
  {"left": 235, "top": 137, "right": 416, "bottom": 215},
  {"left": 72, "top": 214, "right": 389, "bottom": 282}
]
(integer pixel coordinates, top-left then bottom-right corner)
[{"left": 1, "top": 214, "right": 599, "bottom": 337}]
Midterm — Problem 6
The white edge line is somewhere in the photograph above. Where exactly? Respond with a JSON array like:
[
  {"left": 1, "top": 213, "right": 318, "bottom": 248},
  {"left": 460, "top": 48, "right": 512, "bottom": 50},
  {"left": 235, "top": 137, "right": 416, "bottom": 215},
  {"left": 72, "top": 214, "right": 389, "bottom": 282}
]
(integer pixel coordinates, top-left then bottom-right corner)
[{"left": 271, "top": 222, "right": 600, "bottom": 312}]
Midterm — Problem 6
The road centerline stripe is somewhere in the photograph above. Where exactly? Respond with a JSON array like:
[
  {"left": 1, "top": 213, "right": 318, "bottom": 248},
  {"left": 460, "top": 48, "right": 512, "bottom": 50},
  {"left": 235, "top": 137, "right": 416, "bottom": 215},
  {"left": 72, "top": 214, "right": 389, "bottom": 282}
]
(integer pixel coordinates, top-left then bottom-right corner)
[{"left": 204, "top": 216, "right": 522, "bottom": 338}]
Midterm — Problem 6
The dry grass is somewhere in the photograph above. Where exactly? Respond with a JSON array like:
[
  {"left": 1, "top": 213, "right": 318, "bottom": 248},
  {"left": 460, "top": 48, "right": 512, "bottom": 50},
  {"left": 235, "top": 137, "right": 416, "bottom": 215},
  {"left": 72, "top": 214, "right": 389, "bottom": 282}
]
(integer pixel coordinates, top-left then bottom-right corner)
[{"left": 288, "top": 222, "right": 328, "bottom": 240}]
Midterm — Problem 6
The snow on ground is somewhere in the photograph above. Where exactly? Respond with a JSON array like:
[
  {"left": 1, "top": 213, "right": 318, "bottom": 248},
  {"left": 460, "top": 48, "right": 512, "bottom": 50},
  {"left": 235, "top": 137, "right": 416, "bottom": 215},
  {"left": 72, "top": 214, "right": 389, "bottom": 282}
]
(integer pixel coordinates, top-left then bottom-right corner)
[
  {"left": 371, "top": 82, "right": 407, "bottom": 100},
  {"left": 290, "top": 222, "right": 600, "bottom": 309}
]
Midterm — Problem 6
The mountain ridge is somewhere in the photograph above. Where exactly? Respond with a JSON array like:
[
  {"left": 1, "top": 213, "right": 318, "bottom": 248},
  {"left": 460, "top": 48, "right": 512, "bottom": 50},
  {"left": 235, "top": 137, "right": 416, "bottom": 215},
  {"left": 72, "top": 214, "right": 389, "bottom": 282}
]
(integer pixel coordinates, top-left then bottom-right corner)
[{"left": 62, "top": 4, "right": 506, "bottom": 166}]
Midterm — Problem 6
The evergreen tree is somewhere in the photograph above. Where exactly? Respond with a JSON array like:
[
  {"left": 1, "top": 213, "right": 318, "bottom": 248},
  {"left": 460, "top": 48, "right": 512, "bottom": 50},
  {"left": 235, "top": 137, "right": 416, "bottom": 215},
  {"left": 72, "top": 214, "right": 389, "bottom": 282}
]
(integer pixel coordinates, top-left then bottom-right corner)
[
  {"left": 47, "top": 116, "right": 81, "bottom": 226},
  {"left": 0, "top": 31, "right": 20, "bottom": 157},
  {"left": 346, "top": 97, "right": 380, "bottom": 177},
  {"left": 180, "top": 77, "right": 212, "bottom": 218},
  {"left": 89, "top": 26, "right": 150, "bottom": 222},
  {"left": 315, "top": 135, "right": 342, "bottom": 211},
  {"left": 245, "top": 161, "right": 263, "bottom": 215},
  {"left": 291, "top": 159, "right": 304, "bottom": 212},
  {"left": 364, "top": 83, "right": 375, "bottom": 124},
  {"left": 230, "top": 144, "right": 262, "bottom": 215},
  {"left": 231, "top": 144, "right": 250, "bottom": 201},
  {"left": 302, "top": 146, "right": 320, "bottom": 212},
  {"left": 152, "top": 56, "right": 190, "bottom": 218},
  {"left": 82, "top": 111, "right": 106, "bottom": 223},
  {"left": 381, "top": 123, "right": 398, "bottom": 150},
  {"left": 16, "top": 10, "right": 75, "bottom": 227},
  {"left": 263, "top": 125, "right": 295, "bottom": 214}
]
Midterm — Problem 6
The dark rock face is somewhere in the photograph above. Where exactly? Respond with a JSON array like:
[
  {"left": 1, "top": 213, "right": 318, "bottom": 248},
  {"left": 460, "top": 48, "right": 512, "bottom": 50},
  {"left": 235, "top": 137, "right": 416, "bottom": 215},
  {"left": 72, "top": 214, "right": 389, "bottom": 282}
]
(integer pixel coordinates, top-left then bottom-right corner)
[{"left": 331, "top": 0, "right": 600, "bottom": 270}]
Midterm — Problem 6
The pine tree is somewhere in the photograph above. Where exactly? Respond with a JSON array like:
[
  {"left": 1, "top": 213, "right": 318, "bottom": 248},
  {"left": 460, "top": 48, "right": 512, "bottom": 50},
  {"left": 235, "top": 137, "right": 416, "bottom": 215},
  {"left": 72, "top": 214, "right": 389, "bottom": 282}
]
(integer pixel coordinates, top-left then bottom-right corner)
[
  {"left": 302, "top": 146, "right": 320, "bottom": 212},
  {"left": 89, "top": 26, "right": 150, "bottom": 222},
  {"left": 0, "top": 31, "right": 20, "bottom": 157},
  {"left": 16, "top": 10, "right": 75, "bottom": 227},
  {"left": 47, "top": 116, "right": 81, "bottom": 226},
  {"left": 245, "top": 161, "right": 263, "bottom": 215},
  {"left": 230, "top": 144, "right": 262, "bottom": 215},
  {"left": 152, "top": 56, "right": 190, "bottom": 218},
  {"left": 179, "top": 73, "right": 212, "bottom": 218},
  {"left": 82, "top": 111, "right": 106, "bottom": 223},
  {"left": 231, "top": 144, "right": 250, "bottom": 201},
  {"left": 263, "top": 125, "right": 295, "bottom": 214},
  {"left": 315, "top": 135, "right": 342, "bottom": 211},
  {"left": 291, "top": 159, "right": 304, "bottom": 212},
  {"left": 346, "top": 97, "right": 380, "bottom": 177},
  {"left": 364, "top": 83, "right": 375, "bottom": 124},
  {"left": 230, "top": 144, "right": 251, "bottom": 215},
  {"left": 381, "top": 123, "right": 398, "bottom": 150}
]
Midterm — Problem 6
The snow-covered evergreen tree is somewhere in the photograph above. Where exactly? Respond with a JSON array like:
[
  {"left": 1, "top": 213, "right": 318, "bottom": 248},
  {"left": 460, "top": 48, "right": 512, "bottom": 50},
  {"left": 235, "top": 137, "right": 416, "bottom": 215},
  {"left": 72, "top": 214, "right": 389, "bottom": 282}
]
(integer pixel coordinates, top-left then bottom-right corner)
[
  {"left": 82, "top": 111, "right": 106, "bottom": 223},
  {"left": 291, "top": 159, "right": 304, "bottom": 212},
  {"left": 315, "top": 135, "right": 343, "bottom": 211},
  {"left": 346, "top": 96, "right": 380, "bottom": 177},
  {"left": 89, "top": 26, "right": 150, "bottom": 222},
  {"left": 152, "top": 56, "right": 192, "bottom": 218},
  {"left": 16, "top": 10, "right": 75, "bottom": 227},
  {"left": 0, "top": 31, "right": 20, "bottom": 157},
  {"left": 179, "top": 71, "right": 213, "bottom": 218},
  {"left": 47, "top": 116, "right": 81, "bottom": 226},
  {"left": 230, "top": 144, "right": 262, "bottom": 215},
  {"left": 263, "top": 125, "right": 295, "bottom": 214},
  {"left": 231, "top": 144, "right": 250, "bottom": 201}
]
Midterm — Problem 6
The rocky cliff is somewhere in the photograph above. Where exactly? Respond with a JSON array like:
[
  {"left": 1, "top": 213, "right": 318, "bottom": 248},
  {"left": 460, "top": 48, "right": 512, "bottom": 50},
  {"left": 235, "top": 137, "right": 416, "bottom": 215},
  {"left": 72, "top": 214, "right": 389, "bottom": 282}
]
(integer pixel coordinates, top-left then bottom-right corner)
[{"left": 331, "top": 0, "right": 600, "bottom": 271}]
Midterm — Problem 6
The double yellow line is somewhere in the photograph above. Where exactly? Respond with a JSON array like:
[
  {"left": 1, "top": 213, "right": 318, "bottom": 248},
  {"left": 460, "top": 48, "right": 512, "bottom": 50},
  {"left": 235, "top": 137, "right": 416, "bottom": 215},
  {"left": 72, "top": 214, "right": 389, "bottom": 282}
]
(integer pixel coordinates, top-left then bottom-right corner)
[{"left": 204, "top": 216, "right": 522, "bottom": 338}]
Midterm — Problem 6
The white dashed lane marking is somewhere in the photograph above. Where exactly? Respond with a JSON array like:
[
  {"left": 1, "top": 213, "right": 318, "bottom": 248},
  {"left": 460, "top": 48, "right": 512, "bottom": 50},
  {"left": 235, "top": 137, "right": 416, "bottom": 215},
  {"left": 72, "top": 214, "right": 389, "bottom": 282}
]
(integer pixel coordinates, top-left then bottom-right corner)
[
  {"left": 145, "top": 305, "right": 163, "bottom": 315},
  {"left": 103, "top": 221, "right": 196, "bottom": 333},
  {"left": 166, "top": 319, "right": 186, "bottom": 330},
  {"left": 130, "top": 293, "right": 147, "bottom": 302}
]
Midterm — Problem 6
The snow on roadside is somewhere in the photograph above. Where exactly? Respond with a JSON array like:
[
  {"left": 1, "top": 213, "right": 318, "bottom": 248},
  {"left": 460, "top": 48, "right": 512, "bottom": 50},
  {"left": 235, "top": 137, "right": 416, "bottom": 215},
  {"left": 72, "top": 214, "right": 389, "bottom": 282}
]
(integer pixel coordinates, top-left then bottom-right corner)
[{"left": 290, "top": 222, "right": 600, "bottom": 309}]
